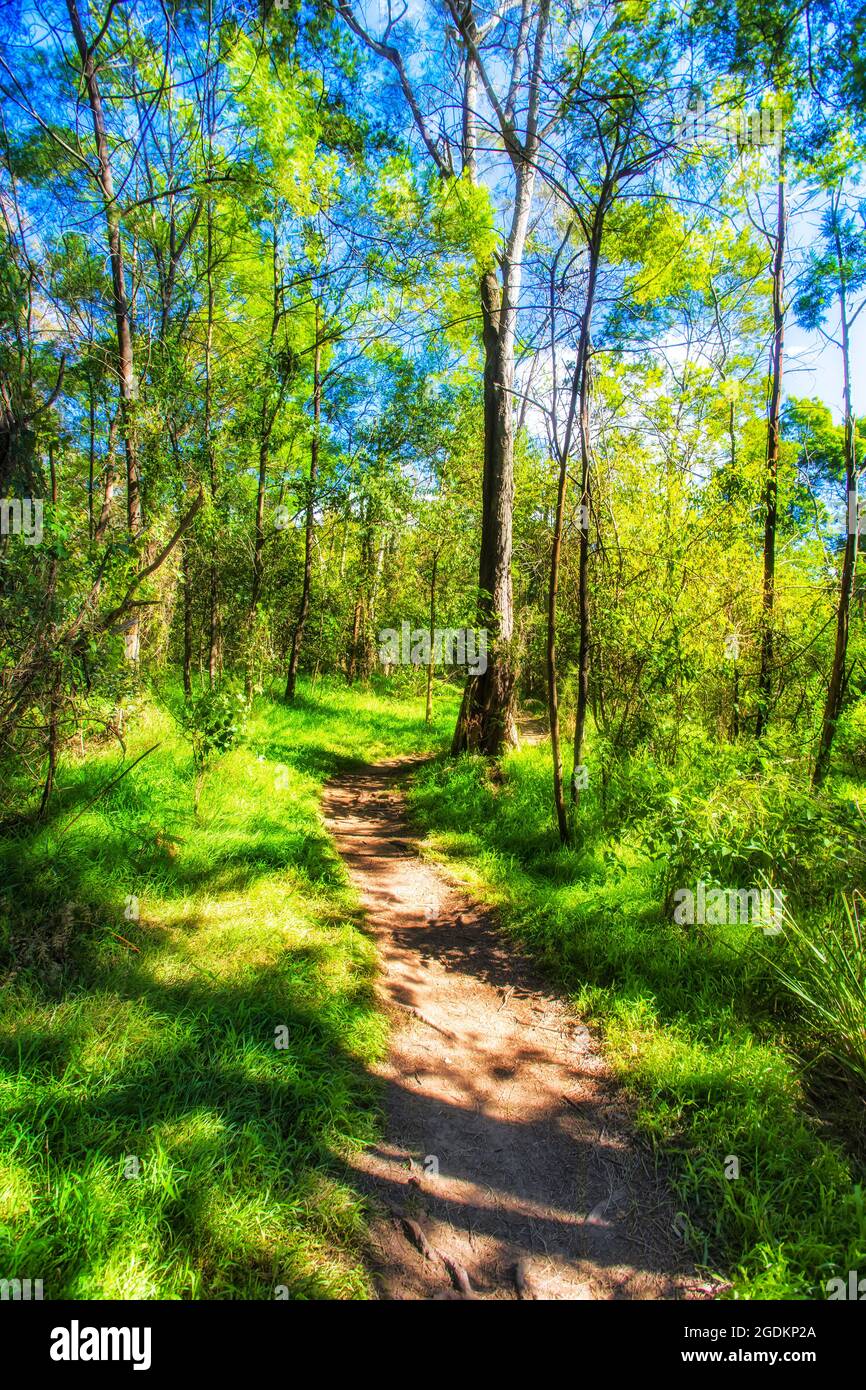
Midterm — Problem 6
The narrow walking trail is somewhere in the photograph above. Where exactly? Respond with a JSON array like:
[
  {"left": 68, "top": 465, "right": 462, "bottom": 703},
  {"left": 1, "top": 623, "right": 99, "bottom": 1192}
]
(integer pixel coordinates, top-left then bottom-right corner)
[{"left": 322, "top": 757, "right": 701, "bottom": 1301}]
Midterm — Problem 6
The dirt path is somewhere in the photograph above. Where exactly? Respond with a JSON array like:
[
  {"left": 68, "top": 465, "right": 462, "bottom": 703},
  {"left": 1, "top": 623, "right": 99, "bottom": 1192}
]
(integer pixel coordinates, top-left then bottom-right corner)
[{"left": 322, "top": 757, "right": 701, "bottom": 1301}]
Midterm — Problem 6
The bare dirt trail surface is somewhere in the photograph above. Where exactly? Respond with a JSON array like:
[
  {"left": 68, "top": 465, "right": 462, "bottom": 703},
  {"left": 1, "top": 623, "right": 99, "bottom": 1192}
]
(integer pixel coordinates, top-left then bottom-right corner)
[{"left": 322, "top": 757, "right": 704, "bottom": 1302}]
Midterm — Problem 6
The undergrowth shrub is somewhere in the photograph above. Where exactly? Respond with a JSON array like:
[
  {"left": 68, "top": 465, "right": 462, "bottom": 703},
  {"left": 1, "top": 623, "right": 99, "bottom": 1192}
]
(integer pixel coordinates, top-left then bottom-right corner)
[
  {"left": 765, "top": 895, "right": 866, "bottom": 1090},
  {"left": 644, "top": 764, "right": 863, "bottom": 913},
  {"left": 177, "top": 686, "right": 248, "bottom": 810}
]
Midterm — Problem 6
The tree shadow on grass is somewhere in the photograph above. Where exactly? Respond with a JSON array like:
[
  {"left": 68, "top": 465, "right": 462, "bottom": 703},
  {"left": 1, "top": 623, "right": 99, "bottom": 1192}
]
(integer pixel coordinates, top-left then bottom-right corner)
[
  {"left": 0, "top": 950, "right": 385, "bottom": 1298},
  {"left": 0, "top": 690, "right": 460, "bottom": 1298}
]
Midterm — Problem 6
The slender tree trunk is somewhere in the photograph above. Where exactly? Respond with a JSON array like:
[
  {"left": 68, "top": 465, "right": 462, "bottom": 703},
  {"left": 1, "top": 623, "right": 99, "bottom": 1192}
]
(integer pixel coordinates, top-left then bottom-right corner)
[
  {"left": 813, "top": 265, "right": 857, "bottom": 786},
  {"left": 87, "top": 379, "right": 95, "bottom": 542},
  {"left": 38, "top": 445, "right": 60, "bottom": 818},
  {"left": 251, "top": 432, "right": 269, "bottom": 617},
  {"left": 94, "top": 405, "right": 118, "bottom": 543},
  {"left": 248, "top": 220, "right": 286, "bottom": 699},
  {"left": 247, "top": 420, "right": 268, "bottom": 700},
  {"left": 67, "top": 0, "right": 141, "bottom": 659},
  {"left": 348, "top": 523, "right": 379, "bottom": 684},
  {"left": 547, "top": 451, "right": 569, "bottom": 842},
  {"left": 545, "top": 217, "right": 601, "bottom": 842},
  {"left": 38, "top": 675, "right": 60, "bottom": 819},
  {"left": 369, "top": 530, "right": 385, "bottom": 636},
  {"left": 545, "top": 224, "right": 576, "bottom": 846},
  {"left": 347, "top": 596, "right": 362, "bottom": 684},
  {"left": 182, "top": 534, "right": 193, "bottom": 697},
  {"left": 199, "top": 20, "right": 219, "bottom": 688},
  {"left": 756, "top": 156, "right": 786, "bottom": 739},
  {"left": 452, "top": 0, "right": 550, "bottom": 757},
  {"left": 205, "top": 194, "right": 219, "bottom": 687},
  {"left": 335, "top": 0, "right": 549, "bottom": 753},
  {"left": 462, "top": 48, "right": 478, "bottom": 181},
  {"left": 312, "top": 601, "right": 326, "bottom": 686},
  {"left": 558, "top": 216, "right": 603, "bottom": 816},
  {"left": 571, "top": 336, "right": 594, "bottom": 805},
  {"left": 286, "top": 326, "right": 321, "bottom": 701},
  {"left": 425, "top": 550, "right": 438, "bottom": 724},
  {"left": 452, "top": 269, "right": 518, "bottom": 754},
  {"left": 206, "top": 538, "right": 218, "bottom": 687}
]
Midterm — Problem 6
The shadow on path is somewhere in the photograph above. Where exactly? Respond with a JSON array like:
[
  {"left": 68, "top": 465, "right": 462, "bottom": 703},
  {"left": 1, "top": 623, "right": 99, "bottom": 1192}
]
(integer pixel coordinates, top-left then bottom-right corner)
[{"left": 323, "top": 758, "right": 701, "bottom": 1302}]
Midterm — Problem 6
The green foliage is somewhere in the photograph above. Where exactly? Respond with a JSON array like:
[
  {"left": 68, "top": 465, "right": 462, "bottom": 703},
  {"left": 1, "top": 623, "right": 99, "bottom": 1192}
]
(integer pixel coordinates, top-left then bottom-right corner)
[
  {"left": 835, "top": 699, "right": 866, "bottom": 773},
  {"left": 430, "top": 174, "right": 498, "bottom": 272},
  {"left": 2, "top": 0, "right": 866, "bottom": 1313},
  {"left": 178, "top": 687, "right": 248, "bottom": 774},
  {"left": 408, "top": 741, "right": 866, "bottom": 1299},
  {"left": 794, "top": 205, "right": 866, "bottom": 333},
  {"left": 0, "top": 682, "right": 458, "bottom": 1298},
  {"left": 765, "top": 897, "right": 866, "bottom": 1090},
  {"left": 643, "top": 752, "right": 864, "bottom": 912}
]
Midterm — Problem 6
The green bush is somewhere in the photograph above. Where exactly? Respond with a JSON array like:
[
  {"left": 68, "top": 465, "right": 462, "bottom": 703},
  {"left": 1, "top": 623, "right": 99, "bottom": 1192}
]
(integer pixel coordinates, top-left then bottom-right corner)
[
  {"left": 835, "top": 699, "right": 866, "bottom": 774},
  {"left": 178, "top": 687, "right": 248, "bottom": 810},
  {"left": 765, "top": 896, "right": 866, "bottom": 1090},
  {"left": 645, "top": 765, "right": 863, "bottom": 913}
]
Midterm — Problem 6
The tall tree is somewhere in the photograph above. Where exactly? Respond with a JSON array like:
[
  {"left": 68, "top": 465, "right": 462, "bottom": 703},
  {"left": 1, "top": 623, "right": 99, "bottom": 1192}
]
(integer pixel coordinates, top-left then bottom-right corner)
[
  {"left": 796, "top": 192, "right": 866, "bottom": 783},
  {"left": 336, "top": 0, "right": 552, "bottom": 754},
  {"left": 66, "top": 0, "right": 142, "bottom": 659}
]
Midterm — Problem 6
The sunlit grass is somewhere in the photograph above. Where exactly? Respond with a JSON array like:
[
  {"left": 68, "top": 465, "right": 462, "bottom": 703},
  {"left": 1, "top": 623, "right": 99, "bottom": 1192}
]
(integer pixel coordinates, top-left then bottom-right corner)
[
  {"left": 408, "top": 744, "right": 866, "bottom": 1300},
  {"left": 0, "top": 677, "right": 458, "bottom": 1300}
]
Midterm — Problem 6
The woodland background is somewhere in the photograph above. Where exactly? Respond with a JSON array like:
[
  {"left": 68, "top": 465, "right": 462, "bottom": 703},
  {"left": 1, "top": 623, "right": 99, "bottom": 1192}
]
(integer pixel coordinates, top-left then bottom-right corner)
[{"left": 1, "top": 0, "right": 866, "bottom": 1301}]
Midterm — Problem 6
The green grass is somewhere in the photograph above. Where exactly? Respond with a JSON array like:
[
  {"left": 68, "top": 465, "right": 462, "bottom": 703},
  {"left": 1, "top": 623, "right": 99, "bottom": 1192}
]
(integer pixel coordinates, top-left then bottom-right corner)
[
  {"left": 6, "top": 678, "right": 863, "bottom": 1301},
  {"left": 0, "top": 678, "right": 457, "bottom": 1300},
  {"left": 407, "top": 743, "right": 866, "bottom": 1300}
]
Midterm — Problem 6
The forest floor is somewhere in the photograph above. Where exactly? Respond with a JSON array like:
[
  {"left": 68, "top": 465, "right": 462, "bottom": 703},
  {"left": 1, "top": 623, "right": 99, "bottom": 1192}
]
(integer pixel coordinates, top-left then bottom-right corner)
[
  {"left": 323, "top": 756, "right": 705, "bottom": 1300},
  {"left": 0, "top": 684, "right": 456, "bottom": 1298},
  {"left": 5, "top": 684, "right": 862, "bottom": 1298}
]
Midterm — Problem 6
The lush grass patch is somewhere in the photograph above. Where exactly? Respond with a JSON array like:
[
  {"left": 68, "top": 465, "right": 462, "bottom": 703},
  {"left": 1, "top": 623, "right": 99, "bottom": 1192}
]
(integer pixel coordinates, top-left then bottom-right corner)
[
  {"left": 0, "top": 678, "right": 457, "bottom": 1299},
  {"left": 407, "top": 743, "right": 866, "bottom": 1300}
]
